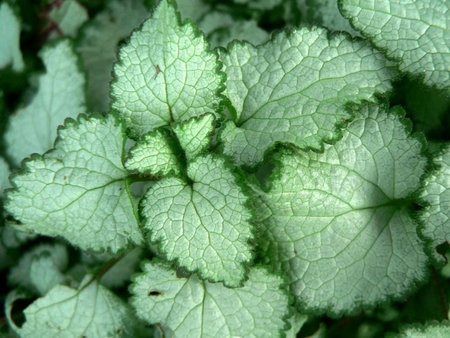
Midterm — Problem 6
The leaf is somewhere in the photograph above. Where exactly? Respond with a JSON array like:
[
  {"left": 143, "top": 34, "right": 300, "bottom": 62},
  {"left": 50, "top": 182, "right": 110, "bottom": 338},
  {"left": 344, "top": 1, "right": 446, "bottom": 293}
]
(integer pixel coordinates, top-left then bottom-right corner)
[
  {"left": 177, "top": 0, "right": 211, "bottom": 23},
  {"left": 13, "top": 275, "right": 138, "bottom": 338},
  {"left": 172, "top": 113, "right": 214, "bottom": 161},
  {"left": 100, "top": 247, "right": 143, "bottom": 288},
  {"left": 386, "top": 321, "right": 450, "bottom": 338},
  {"left": 0, "top": 156, "right": 10, "bottom": 197},
  {"left": 256, "top": 103, "right": 428, "bottom": 316},
  {"left": 125, "top": 128, "right": 182, "bottom": 177},
  {"left": 111, "top": 0, "right": 225, "bottom": 138},
  {"left": 219, "top": 27, "right": 396, "bottom": 166},
  {"left": 5, "top": 113, "right": 143, "bottom": 253},
  {"left": 234, "top": 0, "right": 282, "bottom": 10},
  {"left": 0, "top": 2, "right": 24, "bottom": 71},
  {"left": 301, "top": 0, "right": 360, "bottom": 35},
  {"left": 340, "top": 0, "right": 450, "bottom": 91},
  {"left": 198, "top": 11, "right": 269, "bottom": 48},
  {"left": 420, "top": 145, "right": 450, "bottom": 263},
  {"left": 130, "top": 260, "right": 291, "bottom": 338},
  {"left": 47, "top": 0, "right": 88, "bottom": 39},
  {"left": 140, "top": 154, "right": 253, "bottom": 287},
  {"left": 5, "top": 39, "right": 86, "bottom": 165},
  {"left": 8, "top": 243, "right": 68, "bottom": 295},
  {"left": 77, "top": 0, "right": 150, "bottom": 112}
]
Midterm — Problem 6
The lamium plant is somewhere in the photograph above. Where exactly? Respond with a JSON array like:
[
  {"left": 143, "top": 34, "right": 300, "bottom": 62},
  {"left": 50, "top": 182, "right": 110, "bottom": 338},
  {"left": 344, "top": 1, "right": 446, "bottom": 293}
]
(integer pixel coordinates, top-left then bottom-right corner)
[{"left": 1, "top": 0, "right": 450, "bottom": 337}]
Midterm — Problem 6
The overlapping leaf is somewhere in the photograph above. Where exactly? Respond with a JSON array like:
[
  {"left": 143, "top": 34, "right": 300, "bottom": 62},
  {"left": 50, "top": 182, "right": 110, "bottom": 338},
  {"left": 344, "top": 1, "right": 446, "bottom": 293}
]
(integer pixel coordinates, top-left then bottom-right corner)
[
  {"left": 130, "top": 260, "right": 291, "bottom": 338},
  {"left": 125, "top": 128, "right": 182, "bottom": 177},
  {"left": 340, "top": 0, "right": 450, "bottom": 91},
  {"left": 219, "top": 27, "right": 396, "bottom": 166},
  {"left": 172, "top": 113, "right": 215, "bottom": 161},
  {"left": 5, "top": 114, "right": 143, "bottom": 253},
  {"left": 140, "top": 154, "right": 253, "bottom": 287},
  {"left": 256, "top": 103, "right": 428, "bottom": 315},
  {"left": 111, "top": 0, "right": 225, "bottom": 138}
]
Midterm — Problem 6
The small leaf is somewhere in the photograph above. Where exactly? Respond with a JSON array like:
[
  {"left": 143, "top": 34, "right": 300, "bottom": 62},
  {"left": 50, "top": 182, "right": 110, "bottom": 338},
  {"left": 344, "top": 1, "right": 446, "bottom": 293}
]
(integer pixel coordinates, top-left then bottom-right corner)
[
  {"left": 29, "top": 251, "right": 68, "bottom": 296},
  {"left": 5, "top": 113, "right": 143, "bottom": 253},
  {"left": 130, "top": 260, "right": 291, "bottom": 338},
  {"left": 219, "top": 26, "right": 396, "bottom": 166},
  {"left": 17, "top": 275, "right": 137, "bottom": 338},
  {"left": 5, "top": 39, "right": 86, "bottom": 165},
  {"left": 340, "top": 0, "right": 450, "bottom": 91},
  {"left": 140, "top": 154, "right": 253, "bottom": 286},
  {"left": 47, "top": 0, "right": 88, "bottom": 39},
  {"left": 0, "top": 2, "right": 24, "bottom": 71},
  {"left": 125, "top": 128, "right": 182, "bottom": 177},
  {"left": 420, "top": 145, "right": 450, "bottom": 263},
  {"left": 111, "top": 0, "right": 225, "bottom": 138},
  {"left": 8, "top": 243, "right": 68, "bottom": 295},
  {"left": 172, "top": 113, "right": 215, "bottom": 161},
  {"left": 257, "top": 103, "right": 428, "bottom": 316}
]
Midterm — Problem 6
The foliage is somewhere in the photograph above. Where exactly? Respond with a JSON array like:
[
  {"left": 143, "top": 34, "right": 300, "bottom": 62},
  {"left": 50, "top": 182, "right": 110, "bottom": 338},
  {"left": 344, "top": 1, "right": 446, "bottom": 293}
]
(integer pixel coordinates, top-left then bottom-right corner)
[{"left": 1, "top": 0, "right": 450, "bottom": 337}]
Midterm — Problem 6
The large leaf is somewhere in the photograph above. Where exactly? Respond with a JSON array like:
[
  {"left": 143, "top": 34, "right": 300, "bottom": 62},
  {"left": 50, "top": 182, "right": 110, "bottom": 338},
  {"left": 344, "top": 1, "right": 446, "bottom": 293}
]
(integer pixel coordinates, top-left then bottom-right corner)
[
  {"left": 5, "top": 113, "right": 143, "bottom": 253},
  {"left": 130, "top": 260, "right": 291, "bottom": 338},
  {"left": 5, "top": 39, "right": 86, "bottom": 165},
  {"left": 219, "top": 27, "right": 396, "bottom": 166},
  {"left": 420, "top": 145, "right": 450, "bottom": 263},
  {"left": 111, "top": 0, "right": 225, "bottom": 138},
  {"left": 340, "top": 0, "right": 450, "bottom": 91},
  {"left": 256, "top": 103, "right": 428, "bottom": 316},
  {"left": 140, "top": 154, "right": 253, "bottom": 287}
]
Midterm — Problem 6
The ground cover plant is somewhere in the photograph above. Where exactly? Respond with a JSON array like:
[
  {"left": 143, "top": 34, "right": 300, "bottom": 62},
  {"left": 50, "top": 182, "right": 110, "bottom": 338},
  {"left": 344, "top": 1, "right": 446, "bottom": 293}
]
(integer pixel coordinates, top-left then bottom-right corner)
[{"left": 1, "top": 0, "right": 450, "bottom": 337}]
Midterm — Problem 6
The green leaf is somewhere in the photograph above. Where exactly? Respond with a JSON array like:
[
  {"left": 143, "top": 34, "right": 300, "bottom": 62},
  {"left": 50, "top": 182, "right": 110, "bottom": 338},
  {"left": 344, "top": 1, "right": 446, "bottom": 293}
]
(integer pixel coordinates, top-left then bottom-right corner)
[
  {"left": 340, "top": 0, "right": 450, "bottom": 91},
  {"left": 0, "top": 2, "right": 24, "bottom": 71},
  {"left": 0, "top": 156, "right": 10, "bottom": 197},
  {"left": 100, "top": 247, "right": 143, "bottom": 288},
  {"left": 172, "top": 113, "right": 214, "bottom": 161},
  {"left": 8, "top": 243, "right": 68, "bottom": 295},
  {"left": 256, "top": 103, "right": 428, "bottom": 316},
  {"left": 125, "top": 128, "right": 182, "bottom": 177},
  {"left": 140, "top": 154, "right": 253, "bottom": 286},
  {"left": 386, "top": 321, "right": 450, "bottom": 338},
  {"left": 111, "top": 0, "right": 225, "bottom": 138},
  {"left": 198, "top": 11, "right": 269, "bottom": 48},
  {"left": 219, "top": 27, "right": 396, "bottom": 166},
  {"left": 285, "top": 312, "right": 308, "bottom": 338},
  {"left": 11, "top": 275, "right": 138, "bottom": 338},
  {"left": 234, "top": 0, "right": 282, "bottom": 10},
  {"left": 5, "top": 39, "right": 86, "bottom": 165},
  {"left": 77, "top": 0, "right": 150, "bottom": 112},
  {"left": 47, "top": 0, "right": 88, "bottom": 39},
  {"left": 420, "top": 145, "right": 450, "bottom": 263},
  {"left": 5, "top": 113, "right": 143, "bottom": 253},
  {"left": 177, "top": 0, "right": 211, "bottom": 23},
  {"left": 130, "top": 260, "right": 291, "bottom": 338},
  {"left": 301, "top": 0, "right": 360, "bottom": 35}
]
